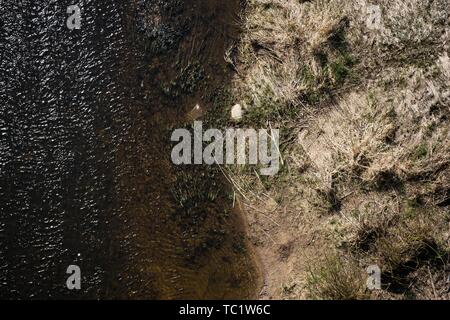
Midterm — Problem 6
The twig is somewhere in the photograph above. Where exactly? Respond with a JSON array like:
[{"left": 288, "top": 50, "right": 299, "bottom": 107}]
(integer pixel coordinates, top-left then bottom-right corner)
[
  {"left": 427, "top": 266, "right": 438, "bottom": 299},
  {"left": 243, "top": 202, "right": 281, "bottom": 227}
]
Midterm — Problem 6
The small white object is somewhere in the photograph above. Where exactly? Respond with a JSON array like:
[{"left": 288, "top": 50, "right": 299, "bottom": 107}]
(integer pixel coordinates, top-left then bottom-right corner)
[
  {"left": 187, "top": 104, "right": 203, "bottom": 121},
  {"left": 231, "top": 104, "right": 243, "bottom": 121}
]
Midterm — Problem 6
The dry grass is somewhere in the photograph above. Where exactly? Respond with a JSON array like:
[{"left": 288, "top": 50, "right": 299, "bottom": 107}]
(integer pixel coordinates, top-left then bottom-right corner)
[
  {"left": 225, "top": 0, "right": 450, "bottom": 300},
  {"left": 232, "top": 0, "right": 356, "bottom": 125},
  {"left": 306, "top": 253, "right": 369, "bottom": 300}
]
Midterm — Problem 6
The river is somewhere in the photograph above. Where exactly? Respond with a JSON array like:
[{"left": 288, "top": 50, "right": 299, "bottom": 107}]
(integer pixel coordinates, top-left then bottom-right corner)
[{"left": 0, "top": 0, "right": 258, "bottom": 299}]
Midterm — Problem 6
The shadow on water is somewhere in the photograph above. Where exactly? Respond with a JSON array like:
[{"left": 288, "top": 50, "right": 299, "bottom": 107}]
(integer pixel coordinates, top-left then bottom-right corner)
[{"left": 0, "top": 0, "right": 259, "bottom": 299}]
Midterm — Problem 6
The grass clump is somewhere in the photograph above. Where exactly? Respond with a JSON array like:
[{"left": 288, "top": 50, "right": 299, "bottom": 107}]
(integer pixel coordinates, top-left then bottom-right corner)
[
  {"left": 231, "top": 0, "right": 356, "bottom": 126},
  {"left": 306, "top": 253, "right": 369, "bottom": 300}
]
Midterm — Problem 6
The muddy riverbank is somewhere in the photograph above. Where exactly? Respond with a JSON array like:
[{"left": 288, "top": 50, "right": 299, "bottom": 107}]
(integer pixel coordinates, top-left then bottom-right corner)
[{"left": 0, "top": 0, "right": 260, "bottom": 299}]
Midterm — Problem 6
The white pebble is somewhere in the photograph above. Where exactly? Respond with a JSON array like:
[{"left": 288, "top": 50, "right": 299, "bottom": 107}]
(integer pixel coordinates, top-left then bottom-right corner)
[{"left": 231, "top": 104, "right": 243, "bottom": 121}]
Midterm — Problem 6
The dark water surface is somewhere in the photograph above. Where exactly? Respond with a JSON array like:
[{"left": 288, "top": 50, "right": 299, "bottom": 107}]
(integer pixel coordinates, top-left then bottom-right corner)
[{"left": 0, "top": 0, "right": 258, "bottom": 299}]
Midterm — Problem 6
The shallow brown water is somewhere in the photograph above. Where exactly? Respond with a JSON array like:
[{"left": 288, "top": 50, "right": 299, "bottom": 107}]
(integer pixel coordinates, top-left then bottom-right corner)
[{"left": 0, "top": 0, "right": 258, "bottom": 299}]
